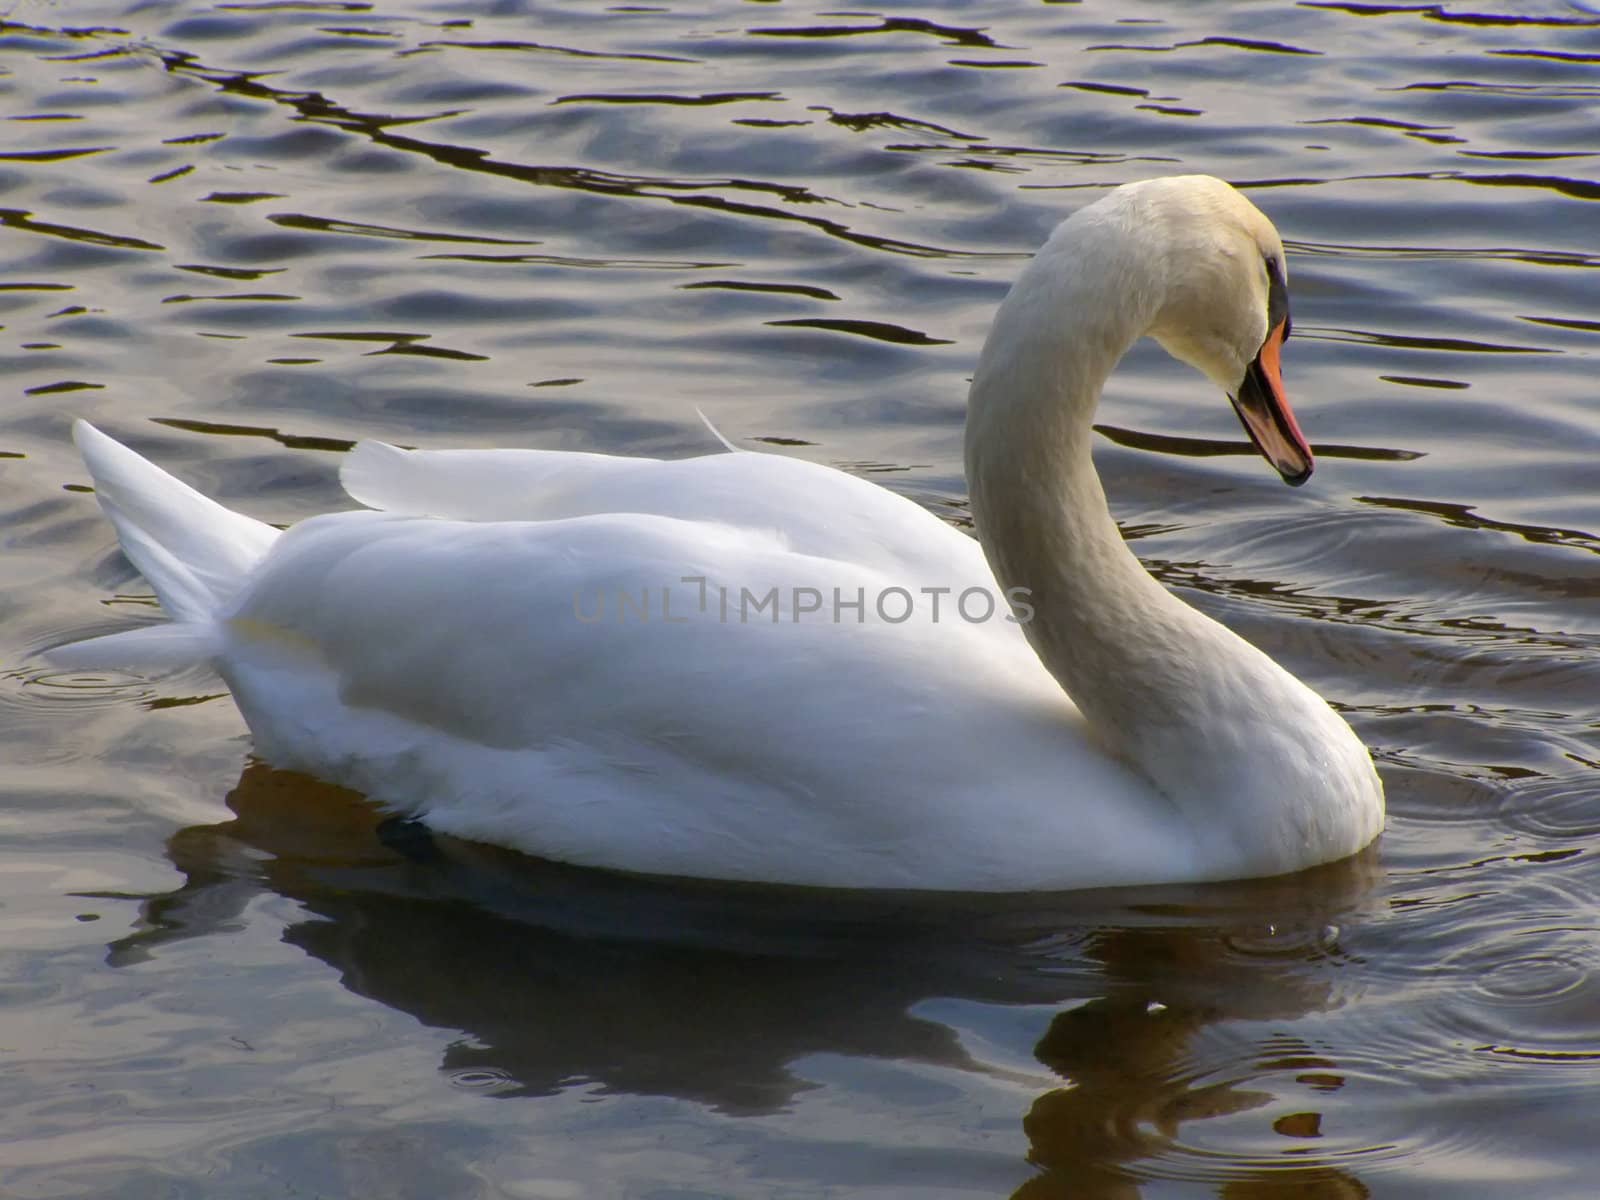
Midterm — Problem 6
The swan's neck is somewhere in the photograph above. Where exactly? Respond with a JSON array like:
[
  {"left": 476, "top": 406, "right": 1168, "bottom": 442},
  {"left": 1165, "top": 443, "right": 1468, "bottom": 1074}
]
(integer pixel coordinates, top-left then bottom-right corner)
[
  {"left": 966, "top": 250, "right": 1189, "bottom": 753},
  {"left": 964, "top": 234, "right": 1359, "bottom": 838}
]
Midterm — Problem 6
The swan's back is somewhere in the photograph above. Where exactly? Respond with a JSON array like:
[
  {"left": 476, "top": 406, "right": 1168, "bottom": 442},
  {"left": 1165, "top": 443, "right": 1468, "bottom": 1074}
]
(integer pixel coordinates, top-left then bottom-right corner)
[{"left": 341, "top": 441, "right": 975, "bottom": 584}]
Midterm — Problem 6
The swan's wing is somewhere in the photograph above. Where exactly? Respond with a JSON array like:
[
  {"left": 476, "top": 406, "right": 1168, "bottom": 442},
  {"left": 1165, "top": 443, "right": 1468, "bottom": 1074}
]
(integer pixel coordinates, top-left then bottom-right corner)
[
  {"left": 340, "top": 442, "right": 983, "bottom": 581},
  {"left": 341, "top": 442, "right": 648, "bottom": 522},
  {"left": 233, "top": 509, "right": 1032, "bottom": 749},
  {"left": 217, "top": 507, "right": 1172, "bottom": 889}
]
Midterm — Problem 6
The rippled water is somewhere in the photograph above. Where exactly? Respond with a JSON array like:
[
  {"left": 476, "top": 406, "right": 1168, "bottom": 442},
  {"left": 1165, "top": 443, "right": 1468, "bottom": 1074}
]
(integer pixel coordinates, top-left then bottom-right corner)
[{"left": 3, "top": 1, "right": 1598, "bottom": 1196}]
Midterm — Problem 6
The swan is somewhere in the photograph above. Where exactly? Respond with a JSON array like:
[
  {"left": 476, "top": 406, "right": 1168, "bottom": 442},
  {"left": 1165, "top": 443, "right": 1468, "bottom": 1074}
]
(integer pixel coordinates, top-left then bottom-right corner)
[{"left": 51, "top": 175, "right": 1384, "bottom": 892}]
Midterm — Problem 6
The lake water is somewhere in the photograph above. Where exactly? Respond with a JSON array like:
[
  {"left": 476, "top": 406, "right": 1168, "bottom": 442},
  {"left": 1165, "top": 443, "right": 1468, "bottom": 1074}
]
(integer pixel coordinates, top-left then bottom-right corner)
[{"left": 3, "top": 1, "right": 1598, "bottom": 1196}]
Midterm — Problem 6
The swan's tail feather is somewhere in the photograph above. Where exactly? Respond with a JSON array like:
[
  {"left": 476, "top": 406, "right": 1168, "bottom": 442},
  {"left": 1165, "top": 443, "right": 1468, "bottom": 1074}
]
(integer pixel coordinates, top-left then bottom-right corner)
[
  {"left": 49, "top": 421, "right": 279, "bottom": 669},
  {"left": 45, "top": 622, "right": 223, "bottom": 671}
]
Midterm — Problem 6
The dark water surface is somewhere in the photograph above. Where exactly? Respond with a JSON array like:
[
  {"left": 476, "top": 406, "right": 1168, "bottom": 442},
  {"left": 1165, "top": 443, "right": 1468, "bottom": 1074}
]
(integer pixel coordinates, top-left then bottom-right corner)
[{"left": 3, "top": 1, "right": 1598, "bottom": 1196}]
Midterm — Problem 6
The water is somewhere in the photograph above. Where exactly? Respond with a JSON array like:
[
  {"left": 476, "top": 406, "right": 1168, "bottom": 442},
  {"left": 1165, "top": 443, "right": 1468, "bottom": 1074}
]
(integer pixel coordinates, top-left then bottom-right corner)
[{"left": 2, "top": 0, "right": 1597, "bottom": 1195}]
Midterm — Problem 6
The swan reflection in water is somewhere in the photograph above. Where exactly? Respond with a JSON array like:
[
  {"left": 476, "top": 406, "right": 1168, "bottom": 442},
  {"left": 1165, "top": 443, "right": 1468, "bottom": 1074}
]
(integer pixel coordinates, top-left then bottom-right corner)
[{"left": 104, "top": 764, "right": 1381, "bottom": 1198}]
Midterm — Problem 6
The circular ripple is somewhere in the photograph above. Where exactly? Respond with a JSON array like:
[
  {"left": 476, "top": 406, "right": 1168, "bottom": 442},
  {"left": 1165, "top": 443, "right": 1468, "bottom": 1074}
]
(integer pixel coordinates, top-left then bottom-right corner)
[
  {"left": 0, "top": 662, "right": 198, "bottom": 773},
  {"left": 1428, "top": 869, "right": 1600, "bottom": 1070},
  {"left": 1493, "top": 774, "right": 1600, "bottom": 844},
  {"left": 1477, "top": 953, "right": 1589, "bottom": 1007},
  {"left": 18, "top": 668, "right": 154, "bottom": 708},
  {"left": 447, "top": 1066, "right": 517, "bottom": 1093}
]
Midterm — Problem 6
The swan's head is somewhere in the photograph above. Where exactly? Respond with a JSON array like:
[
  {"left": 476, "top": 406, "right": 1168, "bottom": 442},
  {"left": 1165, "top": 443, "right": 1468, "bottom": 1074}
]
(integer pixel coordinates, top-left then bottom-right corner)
[{"left": 1133, "top": 176, "right": 1313, "bottom": 486}]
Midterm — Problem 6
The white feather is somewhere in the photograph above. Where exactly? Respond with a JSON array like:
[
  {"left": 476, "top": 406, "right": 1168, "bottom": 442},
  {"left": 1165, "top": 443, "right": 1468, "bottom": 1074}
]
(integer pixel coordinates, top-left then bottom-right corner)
[{"left": 70, "top": 420, "right": 277, "bottom": 620}]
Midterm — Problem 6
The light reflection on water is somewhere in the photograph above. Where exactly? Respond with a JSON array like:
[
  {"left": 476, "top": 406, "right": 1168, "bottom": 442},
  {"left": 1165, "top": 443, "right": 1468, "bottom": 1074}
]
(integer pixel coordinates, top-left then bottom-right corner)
[{"left": 2, "top": 1, "right": 1598, "bottom": 1196}]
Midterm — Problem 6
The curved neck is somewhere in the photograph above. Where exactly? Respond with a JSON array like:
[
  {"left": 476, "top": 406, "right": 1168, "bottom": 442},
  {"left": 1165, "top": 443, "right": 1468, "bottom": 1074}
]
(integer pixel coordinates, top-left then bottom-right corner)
[
  {"left": 958, "top": 191, "right": 1382, "bottom": 876},
  {"left": 964, "top": 235, "right": 1252, "bottom": 786}
]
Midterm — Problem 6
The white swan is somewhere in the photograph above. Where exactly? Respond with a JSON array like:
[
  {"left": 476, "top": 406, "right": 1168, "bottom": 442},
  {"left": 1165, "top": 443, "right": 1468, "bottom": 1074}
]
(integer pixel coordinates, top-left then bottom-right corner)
[{"left": 52, "top": 175, "right": 1384, "bottom": 892}]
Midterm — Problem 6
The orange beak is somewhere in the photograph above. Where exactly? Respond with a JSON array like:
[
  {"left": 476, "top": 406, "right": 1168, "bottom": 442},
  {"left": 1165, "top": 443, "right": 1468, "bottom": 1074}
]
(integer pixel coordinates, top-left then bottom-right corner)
[{"left": 1229, "top": 319, "right": 1313, "bottom": 486}]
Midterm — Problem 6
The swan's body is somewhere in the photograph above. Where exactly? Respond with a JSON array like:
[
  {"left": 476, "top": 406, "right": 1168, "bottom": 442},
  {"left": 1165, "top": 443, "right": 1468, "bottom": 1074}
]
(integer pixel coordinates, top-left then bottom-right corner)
[{"left": 53, "top": 176, "right": 1384, "bottom": 892}]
